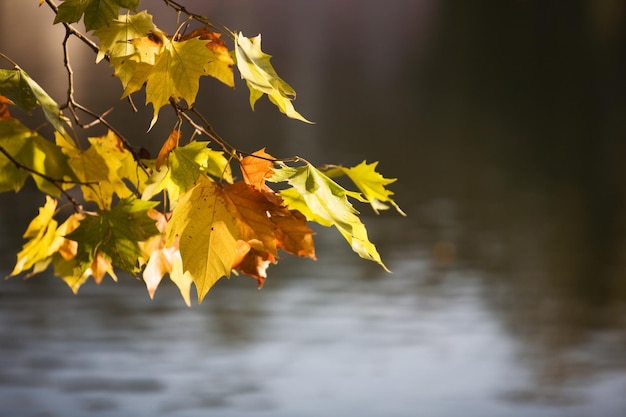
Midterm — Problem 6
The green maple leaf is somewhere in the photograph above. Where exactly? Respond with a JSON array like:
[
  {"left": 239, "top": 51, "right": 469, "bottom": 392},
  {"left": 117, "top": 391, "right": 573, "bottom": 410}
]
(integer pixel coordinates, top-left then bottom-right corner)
[
  {"left": 142, "top": 141, "right": 232, "bottom": 207},
  {"left": 67, "top": 197, "right": 160, "bottom": 275},
  {"left": 270, "top": 161, "right": 389, "bottom": 271},
  {"left": 325, "top": 161, "right": 406, "bottom": 215},
  {"left": 234, "top": 32, "right": 312, "bottom": 123},
  {"left": 55, "top": 0, "right": 140, "bottom": 31},
  {"left": 93, "top": 10, "right": 155, "bottom": 63},
  {"left": 0, "top": 68, "right": 71, "bottom": 139},
  {"left": 0, "top": 69, "right": 37, "bottom": 113},
  {"left": 0, "top": 120, "right": 75, "bottom": 196},
  {"left": 167, "top": 175, "right": 239, "bottom": 303}
]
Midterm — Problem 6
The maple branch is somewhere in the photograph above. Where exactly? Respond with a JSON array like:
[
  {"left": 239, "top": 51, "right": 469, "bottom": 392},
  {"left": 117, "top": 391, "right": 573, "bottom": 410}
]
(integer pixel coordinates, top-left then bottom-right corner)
[
  {"left": 161, "top": 0, "right": 232, "bottom": 37},
  {"left": 71, "top": 102, "right": 150, "bottom": 173},
  {"left": 169, "top": 100, "right": 234, "bottom": 155},
  {"left": 0, "top": 145, "right": 84, "bottom": 212},
  {"left": 43, "top": 0, "right": 99, "bottom": 55}
]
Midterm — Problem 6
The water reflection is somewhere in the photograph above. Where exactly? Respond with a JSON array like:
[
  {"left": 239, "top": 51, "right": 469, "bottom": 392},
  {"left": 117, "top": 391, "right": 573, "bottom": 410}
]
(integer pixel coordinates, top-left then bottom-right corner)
[{"left": 1, "top": 0, "right": 626, "bottom": 416}]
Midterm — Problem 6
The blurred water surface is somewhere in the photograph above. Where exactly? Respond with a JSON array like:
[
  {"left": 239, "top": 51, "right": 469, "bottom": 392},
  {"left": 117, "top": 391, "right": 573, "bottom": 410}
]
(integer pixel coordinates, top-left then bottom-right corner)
[{"left": 1, "top": 1, "right": 626, "bottom": 416}]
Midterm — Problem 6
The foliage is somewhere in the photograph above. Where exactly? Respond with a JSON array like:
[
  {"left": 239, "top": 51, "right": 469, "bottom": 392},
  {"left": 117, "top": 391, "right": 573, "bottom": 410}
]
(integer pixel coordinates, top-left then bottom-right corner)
[{"left": 1, "top": 0, "right": 404, "bottom": 305}]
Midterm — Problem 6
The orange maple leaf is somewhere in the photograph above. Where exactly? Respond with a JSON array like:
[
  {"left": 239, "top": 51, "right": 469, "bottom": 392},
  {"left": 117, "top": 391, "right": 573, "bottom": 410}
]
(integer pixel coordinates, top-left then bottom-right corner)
[
  {"left": 89, "top": 251, "right": 118, "bottom": 284},
  {"left": 222, "top": 181, "right": 278, "bottom": 255},
  {"left": 270, "top": 206, "right": 316, "bottom": 259},
  {"left": 232, "top": 240, "right": 276, "bottom": 288},
  {"left": 183, "top": 27, "right": 229, "bottom": 55},
  {"left": 0, "top": 95, "right": 13, "bottom": 120},
  {"left": 156, "top": 128, "right": 180, "bottom": 171},
  {"left": 240, "top": 148, "right": 275, "bottom": 191}
]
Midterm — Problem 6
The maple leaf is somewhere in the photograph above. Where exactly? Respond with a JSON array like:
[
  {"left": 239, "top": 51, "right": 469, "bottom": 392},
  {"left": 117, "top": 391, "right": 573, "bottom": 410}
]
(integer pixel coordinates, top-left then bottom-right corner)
[
  {"left": 111, "top": 32, "right": 163, "bottom": 92},
  {"left": 234, "top": 32, "right": 313, "bottom": 123},
  {"left": 222, "top": 181, "right": 278, "bottom": 256},
  {"left": 89, "top": 251, "right": 119, "bottom": 284},
  {"left": 156, "top": 128, "right": 181, "bottom": 171},
  {"left": 183, "top": 27, "right": 235, "bottom": 88},
  {"left": 0, "top": 95, "right": 13, "bottom": 120},
  {"left": 232, "top": 240, "right": 276, "bottom": 288},
  {"left": 240, "top": 148, "right": 275, "bottom": 191},
  {"left": 67, "top": 197, "right": 160, "bottom": 276},
  {"left": 57, "top": 130, "right": 146, "bottom": 208},
  {"left": 0, "top": 119, "right": 76, "bottom": 196},
  {"left": 140, "top": 209, "right": 193, "bottom": 306},
  {"left": 166, "top": 175, "right": 239, "bottom": 303},
  {"left": 11, "top": 197, "right": 84, "bottom": 279},
  {"left": 325, "top": 161, "right": 406, "bottom": 215},
  {"left": 269, "top": 206, "right": 316, "bottom": 259},
  {"left": 142, "top": 141, "right": 232, "bottom": 207},
  {"left": 55, "top": 0, "right": 140, "bottom": 31},
  {"left": 270, "top": 161, "right": 389, "bottom": 271},
  {"left": 143, "top": 35, "right": 214, "bottom": 129},
  {"left": 93, "top": 10, "right": 156, "bottom": 63},
  {"left": 11, "top": 196, "right": 60, "bottom": 277},
  {"left": 0, "top": 68, "right": 71, "bottom": 139}
]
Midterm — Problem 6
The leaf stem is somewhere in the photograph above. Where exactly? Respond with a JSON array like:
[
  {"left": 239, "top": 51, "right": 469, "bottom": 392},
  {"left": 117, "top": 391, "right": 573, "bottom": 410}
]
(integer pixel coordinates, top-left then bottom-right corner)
[{"left": 0, "top": 52, "right": 20, "bottom": 68}]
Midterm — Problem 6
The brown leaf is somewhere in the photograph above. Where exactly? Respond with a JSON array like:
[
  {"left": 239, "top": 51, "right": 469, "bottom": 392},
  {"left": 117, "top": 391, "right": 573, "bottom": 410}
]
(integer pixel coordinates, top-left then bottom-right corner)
[
  {"left": 270, "top": 207, "right": 316, "bottom": 259},
  {"left": 240, "top": 148, "right": 275, "bottom": 191},
  {"left": 156, "top": 129, "right": 180, "bottom": 171},
  {"left": 222, "top": 181, "right": 278, "bottom": 255}
]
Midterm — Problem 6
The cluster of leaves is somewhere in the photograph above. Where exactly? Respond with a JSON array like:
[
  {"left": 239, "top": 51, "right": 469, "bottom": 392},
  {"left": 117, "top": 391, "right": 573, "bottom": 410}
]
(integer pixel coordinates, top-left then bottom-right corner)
[{"left": 1, "top": 0, "right": 404, "bottom": 305}]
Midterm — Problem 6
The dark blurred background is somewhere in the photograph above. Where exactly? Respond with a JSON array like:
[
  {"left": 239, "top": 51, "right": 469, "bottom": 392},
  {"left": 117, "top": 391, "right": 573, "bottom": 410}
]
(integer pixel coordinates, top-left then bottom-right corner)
[{"left": 1, "top": 1, "right": 625, "bottom": 416}]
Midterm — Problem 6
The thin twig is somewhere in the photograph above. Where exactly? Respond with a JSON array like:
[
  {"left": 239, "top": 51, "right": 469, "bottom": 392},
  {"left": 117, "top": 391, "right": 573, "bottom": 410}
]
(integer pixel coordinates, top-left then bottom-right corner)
[
  {"left": 161, "top": 0, "right": 233, "bottom": 37},
  {"left": 72, "top": 103, "right": 150, "bottom": 172}
]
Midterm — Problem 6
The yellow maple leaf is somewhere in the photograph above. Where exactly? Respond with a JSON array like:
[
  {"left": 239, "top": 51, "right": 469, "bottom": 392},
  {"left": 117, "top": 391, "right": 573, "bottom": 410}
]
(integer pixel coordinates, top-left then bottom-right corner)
[{"left": 167, "top": 176, "right": 239, "bottom": 303}]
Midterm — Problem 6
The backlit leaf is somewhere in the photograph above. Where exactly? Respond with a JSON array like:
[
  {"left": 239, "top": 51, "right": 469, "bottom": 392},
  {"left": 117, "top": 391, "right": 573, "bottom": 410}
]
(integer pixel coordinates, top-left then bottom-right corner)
[
  {"left": 93, "top": 10, "right": 155, "bottom": 63},
  {"left": 140, "top": 209, "right": 193, "bottom": 306},
  {"left": 145, "top": 35, "right": 214, "bottom": 129},
  {"left": 270, "top": 162, "right": 389, "bottom": 271},
  {"left": 57, "top": 130, "right": 144, "bottom": 209},
  {"left": 11, "top": 197, "right": 84, "bottom": 280},
  {"left": 156, "top": 128, "right": 180, "bottom": 171},
  {"left": 55, "top": 0, "right": 140, "bottom": 31},
  {"left": 142, "top": 141, "right": 232, "bottom": 207},
  {"left": 232, "top": 240, "right": 275, "bottom": 288},
  {"left": 269, "top": 206, "right": 316, "bottom": 259},
  {"left": 67, "top": 197, "right": 160, "bottom": 276},
  {"left": 222, "top": 181, "right": 278, "bottom": 256},
  {"left": 234, "top": 32, "right": 312, "bottom": 123},
  {"left": 240, "top": 148, "right": 274, "bottom": 191},
  {"left": 183, "top": 28, "right": 234, "bottom": 87},
  {"left": 0, "top": 119, "right": 75, "bottom": 196},
  {"left": 167, "top": 175, "right": 239, "bottom": 302},
  {"left": 325, "top": 161, "right": 406, "bottom": 215},
  {"left": 11, "top": 196, "right": 59, "bottom": 276},
  {"left": 0, "top": 68, "right": 70, "bottom": 138}
]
